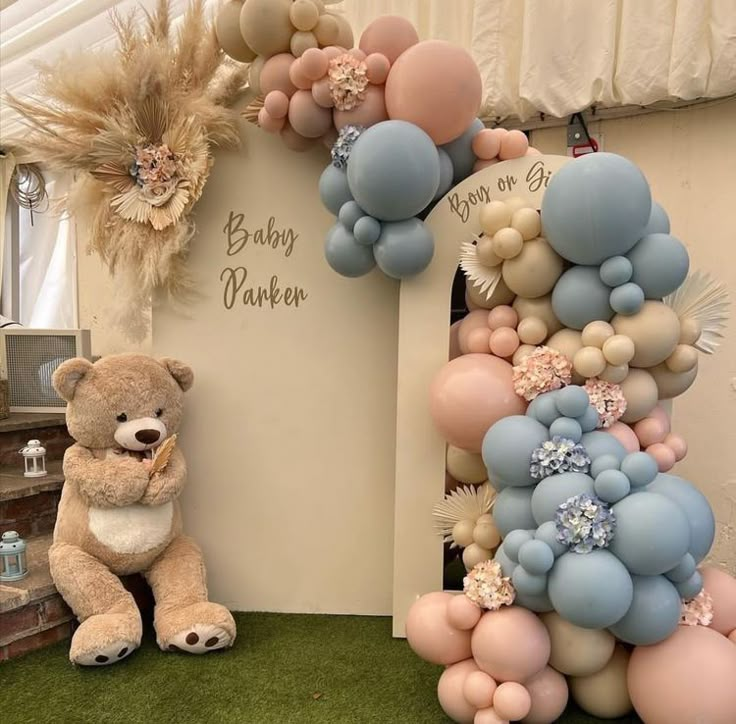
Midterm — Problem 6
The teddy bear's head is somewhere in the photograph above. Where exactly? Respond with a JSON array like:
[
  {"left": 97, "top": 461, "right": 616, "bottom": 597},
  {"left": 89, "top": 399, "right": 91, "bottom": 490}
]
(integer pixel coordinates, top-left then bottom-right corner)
[{"left": 52, "top": 354, "right": 193, "bottom": 451}]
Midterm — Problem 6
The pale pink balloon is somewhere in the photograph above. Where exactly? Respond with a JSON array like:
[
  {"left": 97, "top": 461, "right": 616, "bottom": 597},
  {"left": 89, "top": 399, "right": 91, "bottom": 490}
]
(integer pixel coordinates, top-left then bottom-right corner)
[
  {"left": 365, "top": 52, "right": 390, "bottom": 84},
  {"left": 323, "top": 45, "right": 345, "bottom": 61},
  {"left": 288, "top": 59, "right": 312, "bottom": 90},
  {"left": 493, "top": 682, "right": 532, "bottom": 721},
  {"left": 359, "top": 15, "right": 419, "bottom": 64},
  {"left": 430, "top": 355, "right": 527, "bottom": 452},
  {"left": 701, "top": 566, "right": 736, "bottom": 636},
  {"left": 438, "top": 659, "right": 482, "bottom": 724},
  {"left": 300, "top": 47, "right": 328, "bottom": 80},
  {"left": 526, "top": 147, "right": 542, "bottom": 156},
  {"left": 628, "top": 625, "right": 736, "bottom": 724},
  {"left": 472, "top": 129, "right": 502, "bottom": 161},
  {"left": 633, "top": 416, "right": 667, "bottom": 447},
  {"left": 447, "top": 594, "right": 483, "bottom": 631},
  {"left": 288, "top": 89, "right": 333, "bottom": 138},
  {"left": 406, "top": 592, "right": 472, "bottom": 665},
  {"left": 607, "top": 421, "right": 640, "bottom": 453},
  {"left": 664, "top": 433, "right": 687, "bottom": 461},
  {"left": 257, "top": 107, "right": 285, "bottom": 133},
  {"left": 499, "top": 130, "right": 529, "bottom": 160},
  {"left": 646, "top": 442, "right": 676, "bottom": 472},
  {"left": 474, "top": 159, "right": 500, "bottom": 173},
  {"left": 729, "top": 630, "right": 736, "bottom": 644},
  {"left": 458, "top": 310, "right": 493, "bottom": 354},
  {"left": 449, "top": 320, "right": 463, "bottom": 360},
  {"left": 474, "top": 707, "right": 508, "bottom": 724},
  {"left": 648, "top": 404, "right": 672, "bottom": 435},
  {"left": 260, "top": 53, "right": 297, "bottom": 97},
  {"left": 348, "top": 47, "right": 366, "bottom": 60},
  {"left": 279, "top": 122, "right": 314, "bottom": 152},
  {"left": 521, "top": 666, "right": 569, "bottom": 724},
  {"left": 487, "top": 306, "right": 518, "bottom": 330},
  {"left": 311, "top": 77, "right": 334, "bottom": 108},
  {"left": 489, "top": 328, "right": 520, "bottom": 359},
  {"left": 471, "top": 607, "right": 550, "bottom": 683},
  {"left": 333, "top": 84, "right": 388, "bottom": 129},
  {"left": 385, "top": 40, "right": 483, "bottom": 144},
  {"left": 264, "top": 90, "right": 290, "bottom": 119},
  {"left": 468, "top": 327, "right": 492, "bottom": 354},
  {"left": 464, "top": 670, "right": 497, "bottom": 709}
]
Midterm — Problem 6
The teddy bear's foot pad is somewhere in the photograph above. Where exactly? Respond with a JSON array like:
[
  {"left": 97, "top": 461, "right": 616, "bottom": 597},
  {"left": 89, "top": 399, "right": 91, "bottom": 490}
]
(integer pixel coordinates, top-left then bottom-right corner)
[
  {"left": 166, "top": 624, "right": 233, "bottom": 654},
  {"left": 73, "top": 640, "right": 138, "bottom": 666}
]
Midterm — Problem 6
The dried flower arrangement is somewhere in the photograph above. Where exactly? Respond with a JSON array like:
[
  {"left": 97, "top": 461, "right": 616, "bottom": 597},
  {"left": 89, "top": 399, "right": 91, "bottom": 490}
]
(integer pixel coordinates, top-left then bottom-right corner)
[{"left": 6, "top": 0, "right": 248, "bottom": 340}]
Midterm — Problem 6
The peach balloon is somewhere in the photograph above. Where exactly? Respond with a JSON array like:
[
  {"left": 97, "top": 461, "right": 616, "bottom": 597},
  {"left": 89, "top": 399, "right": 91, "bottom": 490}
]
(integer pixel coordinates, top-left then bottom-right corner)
[
  {"left": 448, "top": 594, "right": 483, "bottom": 631},
  {"left": 606, "top": 422, "right": 640, "bottom": 453},
  {"left": 449, "top": 320, "right": 463, "bottom": 360},
  {"left": 664, "top": 433, "right": 687, "bottom": 461},
  {"left": 526, "top": 147, "right": 542, "bottom": 155},
  {"left": 493, "top": 682, "right": 532, "bottom": 721},
  {"left": 474, "top": 708, "right": 508, "bottom": 724},
  {"left": 628, "top": 625, "right": 736, "bottom": 724},
  {"left": 430, "top": 355, "right": 527, "bottom": 452},
  {"left": 633, "top": 416, "right": 667, "bottom": 447},
  {"left": 385, "top": 40, "right": 482, "bottom": 144},
  {"left": 311, "top": 77, "right": 334, "bottom": 108},
  {"left": 365, "top": 52, "right": 390, "bottom": 84},
  {"left": 459, "top": 310, "right": 493, "bottom": 353},
  {"left": 406, "top": 592, "right": 472, "bottom": 665},
  {"left": 521, "top": 666, "right": 569, "bottom": 724},
  {"left": 467, "top": 327, "right": 492, "bottom": 354},
  {"left": 358, "top": 15, "right": 419, "bottom": 64},
  {"left": 489, "top": 328, "right": 520, "bottom": 358},
  {"left": 471, "top": 607, "right": 551, "bottom": 683},
  {"left": 438, "top": 659, "right": 482, "bottom": 724},
  {"left": 322, "top": 45, "right": 345, "bottom": 61},
  {"left": 499, "top": 130, "right": 529, "bottom": 160},
  {"left": 288, "top": 90, "right": 333, "bottom": 138},
  {"left": 646, "top": 442, "right": 676, "bottom": 472},
  {"left": 257, "top": 107, "right": 285, "bottom": 134},
  {"left": 472, "top": 129, "right": 502, "bottom": 161},
  {"left": 280, "top": 122, "right": 314, "bottom": 152},
  {"left": 464, "top": 670, "right": 498, "bottom": 709},
  {"left": 260, "top": 53, "right": 297, "bottom": 97},
  {"left": 264, "top": 90, "right": 290, "bottom": 119},
  {"left": 288, "top": 59, "right": 312, "bottom": 90},
  {"left": 729, "top": 630, "right": 736, "bottom": 644},
  {"left": 333, "top": 84, "right": 388, "bottom": 129},
  {"left": 487, "top": 306, "right": 518, "bottom": 330},
  {"left": 648, "top": 404, "right": 672, "bottom": 433},
  {"left": 701, "top": 566, "right": 736, "bottom": 636},
  {"left": 348, "top": 47, "right": 367, "bottom": 61},
  {"left": 300, "top": 47, "right": 328, "bottom": 80}
]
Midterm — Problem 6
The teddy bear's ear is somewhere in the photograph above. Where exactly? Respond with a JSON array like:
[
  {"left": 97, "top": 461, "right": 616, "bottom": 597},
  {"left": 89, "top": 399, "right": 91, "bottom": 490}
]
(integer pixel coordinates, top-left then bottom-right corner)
[
  {"left": 52, "top": 358, "right": 94, "bottom": 402},
  {"left": 159, "top": 357, "right": 194, "bottom": 392}
]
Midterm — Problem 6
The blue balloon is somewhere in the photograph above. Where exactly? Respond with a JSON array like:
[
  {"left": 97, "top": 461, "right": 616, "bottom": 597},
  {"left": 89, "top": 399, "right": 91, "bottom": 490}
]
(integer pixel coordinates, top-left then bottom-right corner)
[
  {"left": 324, "top": 223, "right": 375, "bottom": 277},
  {"left": 433, "top": 148, "right": 454, "bottom": 201},
  {"left": 590, "top": 454, "right": 621, "bottom": 478},
  {"left": 513, "top": 566, "right": 547, "bottom": 596},
  {"left": 620, "top": 452, "right": 658, "bottom": 487},
  {"left": 665, "top": 553, "right": 696, "bottom": 583},
  {"left": 674, "top": 570, "right": 703, "bottom": 599},
  {"left": 581, "top": 431, "right": 627, "bottom": 464},
  {"left": 353, "top": 216, "right": 381, "bottom": 246},
  {"left": 576, "top": 405, "right": 601, "bottom": 433},
  {"left": 440, "top": 118, "right": 484, "bottom": 183},
  {"left": 494, "top": 543, "right": 519, "bottom": 578},
  {"left": 514, "top": 588, "right": 555, "bottom": 613},
  {"left": 548, "top": 550, "right": 634, "bottom": 628},
  {"left": 642, "top": 201, "right": 670, "bottom": 235},
  {"left": 527, "top": 394, "right": 561, "bottom": 428},
  {"left": 347, "top": 120, "right": 441, "bottom": 221},
  {"left": 503, "top": 529, "right": 535, "bottom": 562},
  {"left": 549, "top": 417, "right": 582, "bottom": 443},
  {"left": 608, "top": 575, "right": 681, "bottom": 645},
  {"left": 373, "top": 218, "right": 434, "bottom": 279},
  {"left": 600, "top": 256, "right": 633, "bottom": 287},
  {"left": 609, "top": 282, "right": 645, "bottom": 315},
  {"left": 338, "top": 200, "right": 364, "bottom": 231},
  {"left": 531, "top": 472, "right": 595, "bottom": 525},
  {"left": 541, "top": 152, "right": 652, "bottom": 265},
  {"left": 518, "top": 539, "right": 555, "bottom": 574},
  {"left": 552, "top": 266, "right": 614, "bottom": 329},
  {"left": 319, "top": 164, "right": 353, "bottom": 215},
  {"left": 609, "top": 492, "right": 691, "bottom": 575},
  {"left": 555, "top": 385, "right": 590, "bottom": 418},
  {"left": 647, "top": 474, "right": 715, "bottom": 562},
  {"left": 534, "top": 521, "right": 568, "bottom": 558},
  {"left": 483, "top": 416, "right": 550, "bottom": 489},
  {"left": 627, "top": 233, "right": 690, "bottom": 298},
  {"left": 594, "top": 469, "right": 630, "bottom": 503},
  {"left": 493, "top": 487, "right": 537, "bottom": 537}
]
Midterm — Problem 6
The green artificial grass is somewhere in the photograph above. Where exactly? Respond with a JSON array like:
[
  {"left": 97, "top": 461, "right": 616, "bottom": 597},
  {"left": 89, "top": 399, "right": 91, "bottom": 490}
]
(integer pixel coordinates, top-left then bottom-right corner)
[{"left": 2, "top": 613, "right": 641, "bottom": 724}]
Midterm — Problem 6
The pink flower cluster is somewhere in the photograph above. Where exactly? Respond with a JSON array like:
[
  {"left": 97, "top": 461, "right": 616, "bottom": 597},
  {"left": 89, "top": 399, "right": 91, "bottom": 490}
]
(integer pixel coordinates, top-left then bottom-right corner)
[
  {"left": 584, "top": 378, "right": 627, "bottom": 428},
  {"left": 133, "top": 143, "right": 178, "bottom": 185},
  {"left": 328, "top": 53, "right": 369, "bottom": 110},
  {"left": 464, "top": 560, "right": 516, "bottom": 610},
  {"left": 680, "top": 588, "right": 714, "bottom": 627},
  {"left": 513, "top": 346, "right": 573, "bottom": 401}
]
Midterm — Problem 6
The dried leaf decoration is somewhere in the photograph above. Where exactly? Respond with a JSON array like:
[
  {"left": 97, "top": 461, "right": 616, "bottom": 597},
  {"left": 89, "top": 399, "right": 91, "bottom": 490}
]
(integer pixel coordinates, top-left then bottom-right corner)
[
  {"left": 149, "top": 434, "right": 178, "bottom": 476},
  {"left": 5, "top": 0, "right": 248, "bottom": 341}
]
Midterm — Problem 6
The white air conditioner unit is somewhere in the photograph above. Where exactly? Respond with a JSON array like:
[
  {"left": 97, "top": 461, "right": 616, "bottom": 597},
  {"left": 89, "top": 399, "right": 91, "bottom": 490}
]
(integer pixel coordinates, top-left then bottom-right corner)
[{"left": 0, "top": 329, "right": 92, "bottom": 413}]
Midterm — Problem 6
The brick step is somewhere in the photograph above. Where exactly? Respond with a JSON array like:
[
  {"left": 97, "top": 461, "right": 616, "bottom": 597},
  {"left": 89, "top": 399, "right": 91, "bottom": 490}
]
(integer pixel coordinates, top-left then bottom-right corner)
[{"left": 0, "top": 412, "right": 72, "bottom": 467}]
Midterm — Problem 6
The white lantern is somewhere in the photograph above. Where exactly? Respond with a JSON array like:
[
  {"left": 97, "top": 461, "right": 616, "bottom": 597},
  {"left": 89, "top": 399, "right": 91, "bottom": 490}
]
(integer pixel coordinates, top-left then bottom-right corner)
[{"left": 20, "top": 439, "right": 47, "bottom": 478}]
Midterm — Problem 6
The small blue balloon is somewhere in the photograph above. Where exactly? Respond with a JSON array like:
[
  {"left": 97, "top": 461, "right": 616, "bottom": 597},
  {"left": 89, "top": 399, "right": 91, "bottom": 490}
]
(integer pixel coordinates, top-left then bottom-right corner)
[
  {"left": 621, "top": 452, "right": 658, "bottom": 487},
  {"left": 665, "top": 553, "right": 696, "bottom": 583},
  {"left": 548, "top": 550, "right": 634, "bottom": 628},
  {"left": 552, "top": 266, "right": 614, "bottom": 330},
  {"left": 600, "top": 256, "right": 633, "bottom": 287},
  {"left": 433, "top": 148, "right": 454, "bottom": 201},
  {"left": 495, "top": 544, "right": 519, "bottom": 578},
  {"left": 373, "top": 218, "right": 434, "bottom": 279},
  {"left": 590, "top": 454, "right": 621, "bottom": 478},
  {"left": 440, "top": 118, "right": 484, "bottom": 183},
  {"left": 483, "top": 415, "right": 550, "bottom": 489},
  {"left": 609, "top": 282, "right": 645, "bottom": 315},
  {"left": 534, "top": 521, "right": 568, "bottom": 558},
  {"left": 674, "top": 570, "right": 703, "bottom": 599},
  {"left": 518, "top": 539, "right": 555, "bottom": 574},
  {"left": 324, "top": 223, "right": 375, "bottom": 278},
  {"left": 642, "top": 201, "right": 670, "bottom": 235},
  {"left": 527, "top": 394, "right": 561, "bottom": 428},
  {"left": 549, "top": 417, "right": 582, "bottom": 443},
  {"left": 609, "top": 492, "right": 691, "bottom": 575},
  {"left": 513, "top": 566, "right": 548, "bottom": 596},
  {"left": 353, "top": 215, "right": 381, "bottom": 246},
  {"left": 531, "top": 472, "right": 595, "bottom": 525},
  {"left": 581, "top": 431, "right": 627, "bottom": 464},
  {"left": 493, "top": 487, "right": 537, "bottom": 538},
  {"left": 503, "top": 529, "right": 535, "bottom": 562},
  {"left": 608, "top": 575, "right": 681, "bottom": 645},
  {"left": 594, "top": 469, "right": 631, "bottom": 503},
  {"left": 577, "top": 405, "right": 601, "bottom": 433},
  {"left": 627, "top": 233, "right": 690, "bottom": 298},
  {"left": 556, "top": 385, "right": 590, "bottom": 418},
  {"left": 319, "top": 164, "right": 353, "bottom": 215},
  {"left": 338, "top": 200, "right": 364, "bottom": 231}
]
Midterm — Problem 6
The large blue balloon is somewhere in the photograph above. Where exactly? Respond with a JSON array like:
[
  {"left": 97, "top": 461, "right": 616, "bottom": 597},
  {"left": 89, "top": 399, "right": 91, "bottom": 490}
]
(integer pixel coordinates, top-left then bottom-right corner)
[
  {"left": 541, "top": 152, "right": 652, "bottom": 265},
  {"left": 324, "top": 223, "right": 376, "bottom": 278},
  {"left": 552, "top": 266, "right": 614, "bottom": 329},
  {"left": 514, "top": 589, "right": 555, "bottom": 613},
  {"left": 647, "top": 473, "right": 716, "bottom": 562},
  {"left": 347, "top": 120, "right": 441, "bottom": 221},
  {"left": 373, "top": 218, "right": 434, "bottom": 279},
  {"left": 531, "top": 472, "right": 595, "bottom": 525},
  {"left": 627, "top": 233, "right": 689, "bottom": 298},
  {"left": 548, "top": 550, "right": 634, "bottom": 628},
  {"left": 440, "top": 118, "right": 484, "bottom": 183},
  {"left": 608, "top": 575, "right": 682, "bottom": 645},
  {"left": 493, "top": 486, "right": 537, "bottom": 537},
  {"left": 319, "top": 165, "right": 353, "bottom": 215},
  {"left": 482, "top": 415, "right": 549, "bottom": 489},
  {"left": 494, "top": 543, "right": 518, "bottom": 578}
]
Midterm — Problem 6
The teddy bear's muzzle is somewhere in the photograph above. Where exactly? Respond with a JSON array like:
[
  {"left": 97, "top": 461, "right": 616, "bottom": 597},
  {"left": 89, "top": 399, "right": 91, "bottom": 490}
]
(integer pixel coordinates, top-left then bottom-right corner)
[{"left": 114, "top": 417, "right": 168, "bottom": 452}]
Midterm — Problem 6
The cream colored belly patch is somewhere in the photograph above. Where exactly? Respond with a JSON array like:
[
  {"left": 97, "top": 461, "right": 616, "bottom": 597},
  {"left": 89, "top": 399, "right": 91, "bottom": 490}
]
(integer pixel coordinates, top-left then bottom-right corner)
[{"left": 88, "top": 502, "right": 173, "bottom": 554}]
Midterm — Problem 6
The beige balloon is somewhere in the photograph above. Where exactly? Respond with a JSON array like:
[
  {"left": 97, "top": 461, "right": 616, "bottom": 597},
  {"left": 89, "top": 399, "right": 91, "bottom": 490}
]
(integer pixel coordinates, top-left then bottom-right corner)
[
  {"left": 493, "top": 227, "right": 524, "bottom": 259},
  {"left": 480, "top": 201, "right": 512, "bottom": 237},
  {"left": 546, "top": 329, "right": 584, "bottom": 383},
  {"left": 314, "top": 14, "right": 339, "bottom": 45},
  {"left": 453, "top": 519, "right": 475, "bottom": 547},
  {"left": 290, "top": 0, "right": 320, "bottom": 31},
  {"left": 240, "top": 0, "right": 295, "bottom": 58},
  {"left": 678, "top": 316, "right": 701, "bottom": 345},
  {"left": 473, "top": 520, "right": 501, "bottom": 550},
  {"left": 599, "top": 363, "right": 629, "bottom": 384},
  {"left": 513, "top": 295, "right": 562, "bottom": 337},
  {"left": 517, "top": 317, "right": 547, "bottom": 345},
  {"left": 330, "top": 12, "right": 354, "bottom": 49},
  {"left": 619, "top": 368, "right": 659, "bottom": 422},
  {"left": 602, "top": 334, "right": 635, "bottom": 366},
  {"left": 446, "top": 446, "right": 488, "bottom": 484},
  {"left": 573, "top": 346, "right": 606, "bottom": 379},
  {"left": 513, "top": 344, "right": 537, "bottom": 365},
  {"left": 569, "top": 646, "right": 633, "bottom": 719},
  {"left": 501, "top": 238, "right": 564, "bottom": 298},
  {"left": 511, "top": 208, "right": 542, "bottom": 241},
  {"left": 466, "top": 277, "right": 515, "bottom": 310},
  {"left": 665, "top": 344, "right": 698, "bottom": 373},
  {"left": 581, "top": 321, "right": 614, "bottom": 349},
  {"left": 505, "top": 196, "right": 528, "bottom": 214},
  {"left": 248, "top": 55, "right": 266, "bottom": 94},
  {"left": 541, "top": 612, "right": 615, "bottom": 677},
  {"left": 216, "top": 1, "right": 258, "bottom": 62},
  {"left": 477, "top": 236, "right": 503, "bottom": 267},
  {"left": 612, "top": 301, "right": 681, "bottom": 368},
  {"left": 649, "top": 359, "right": 699, "bottom": 399},
  {"left": 291, "top": 30, "right": 318, "bottom": 56},
  {"left": 462, "top": 543, "right": 492, "bottom": 570}
]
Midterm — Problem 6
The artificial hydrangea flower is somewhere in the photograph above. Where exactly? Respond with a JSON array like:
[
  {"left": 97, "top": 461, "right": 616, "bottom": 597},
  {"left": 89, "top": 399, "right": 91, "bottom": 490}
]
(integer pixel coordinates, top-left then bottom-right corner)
[
  {"left": 463, "top": 560, "right": 515, "bottom": 610},
  {"left": 331, "top": 125, "right": 365, "bottom": 168},
  {"left": 584, "top": 378, "right": 627, "bottom": 428},
  {"left": 131, "top": 143, "right": 178, "bottom": 187},
  {"left": 531, "top": 436, "right": 591, "bottom": 480},
  {"left": 680, "top": 589, "right": 714, "bottom": 626},
  {"left": 512, "top": 346, "right": 573, "bottom": 401},
  {"left": 555, "top": 493, "right": 616, "bottom": 554},
  {"left": 328, "top": 54, "right": 369, "bottom": 111}
]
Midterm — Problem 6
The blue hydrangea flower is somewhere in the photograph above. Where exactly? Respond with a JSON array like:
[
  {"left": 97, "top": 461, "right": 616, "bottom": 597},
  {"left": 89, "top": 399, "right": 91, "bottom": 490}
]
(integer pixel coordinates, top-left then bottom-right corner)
[
  {"left": 555, "top": 493, "right": 616, "bottom": 554},
  {"left": 530, "top": 436, "right": 591, "bottom": 480},
  {"left": 331, "top": 125, "right": 365, "bottom": 168}
]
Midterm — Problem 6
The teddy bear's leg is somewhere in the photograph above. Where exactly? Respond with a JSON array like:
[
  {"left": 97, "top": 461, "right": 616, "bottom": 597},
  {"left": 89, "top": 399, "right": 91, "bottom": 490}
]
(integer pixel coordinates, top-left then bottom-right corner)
[
  {"left": 49, "top": 542, "right": 142, "bottom": 666},
  {"left": 145, "top": 534, "right": 236, "bottom": 654}
]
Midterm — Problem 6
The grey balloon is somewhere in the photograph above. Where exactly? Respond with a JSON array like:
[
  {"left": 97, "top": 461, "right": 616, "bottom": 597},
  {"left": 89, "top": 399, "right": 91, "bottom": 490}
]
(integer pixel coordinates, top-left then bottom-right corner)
[
  {"left": 324, "top": 223, "right": 376, "bottom": 278},
  {"left": 373, "top": 218, "right": 434, "bottom": 279},
  {"left": 627, "top": 233, "right": 690, "bottom": 298},
  {"left": 441, "top": 118, "right": 484, "bottom": 183},
  {"left": 319, "top": 164, "right": 353, "bottom": 215},
  {"left": 552, "top": 266, "right": 614, "bottom": 330},
  {"left": 531, "top": 472, "right": 595, "bottom": 525},
  {"left": 492, "top": 486, "right": 537, "bottom": 537}
]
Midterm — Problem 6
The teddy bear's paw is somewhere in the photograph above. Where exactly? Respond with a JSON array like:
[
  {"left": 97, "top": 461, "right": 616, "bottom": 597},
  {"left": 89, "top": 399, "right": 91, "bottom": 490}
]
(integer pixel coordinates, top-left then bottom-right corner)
[
  {"left": 69, "top": 611, "right": 142, "bottom": 666},
  {"left": 165, "top": 624, "right": 234, "bottom": 655},
  {"left": 72, "top": 638, "right": 138, "bottom": 666}
]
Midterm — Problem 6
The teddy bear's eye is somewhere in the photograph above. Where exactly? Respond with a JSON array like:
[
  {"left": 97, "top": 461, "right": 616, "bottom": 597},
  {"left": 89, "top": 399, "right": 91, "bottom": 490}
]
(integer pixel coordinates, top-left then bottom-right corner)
[
  {"left": 116, "top": 413, "right": 128, "bottom": 423},
  {"left": 155, "top": 408, "right": 163, "bottom": 417}
]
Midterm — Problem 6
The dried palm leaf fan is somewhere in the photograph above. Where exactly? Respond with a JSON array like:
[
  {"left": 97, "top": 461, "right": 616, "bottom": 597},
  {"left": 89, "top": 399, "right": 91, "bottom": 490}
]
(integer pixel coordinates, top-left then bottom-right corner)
[{"left": 5, "top": 0, "right": 249, "bottom": 341}]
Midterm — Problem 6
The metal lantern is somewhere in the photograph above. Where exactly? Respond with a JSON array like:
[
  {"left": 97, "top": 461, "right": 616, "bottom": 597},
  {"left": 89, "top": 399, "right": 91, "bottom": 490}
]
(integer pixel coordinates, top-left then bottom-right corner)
[
  {"left": 20, "top": 439, "right": 47, "bottom": 478},
  {"left": 0, "top": 531, "right": 28, "bottom": 581}
]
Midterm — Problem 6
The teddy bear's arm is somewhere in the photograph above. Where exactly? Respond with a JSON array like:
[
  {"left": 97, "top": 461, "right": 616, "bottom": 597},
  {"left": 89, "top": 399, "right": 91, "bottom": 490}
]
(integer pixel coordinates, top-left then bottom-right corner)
[
  {"left": 63, "top": 444, "right": 151, "bottom": 507},
  {"left": 138, "top": 447, "right": 187, "bottom": 506}
]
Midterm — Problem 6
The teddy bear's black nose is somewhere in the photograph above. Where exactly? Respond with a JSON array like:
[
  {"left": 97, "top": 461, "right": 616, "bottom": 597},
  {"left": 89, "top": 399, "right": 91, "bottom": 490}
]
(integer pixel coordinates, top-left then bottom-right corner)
[{"left": 135, "top": 429, "right": 161, "bottom": 444}]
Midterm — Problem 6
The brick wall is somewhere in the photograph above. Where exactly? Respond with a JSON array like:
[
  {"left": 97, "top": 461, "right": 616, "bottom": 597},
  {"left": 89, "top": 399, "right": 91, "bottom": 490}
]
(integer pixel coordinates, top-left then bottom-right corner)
[
  {"left": 0, "top": 593, "right": 74, "bottom": 659},
  {"left": 0, "top": 425, "right": 74, "bottom": 467},
  {"left": 0, "top": 490, "right": 61, "bottom": 538}
]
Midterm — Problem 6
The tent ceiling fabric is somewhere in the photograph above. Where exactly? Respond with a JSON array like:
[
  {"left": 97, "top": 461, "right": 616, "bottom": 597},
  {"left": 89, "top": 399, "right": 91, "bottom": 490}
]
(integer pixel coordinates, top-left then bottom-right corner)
[{"left": 1, "top": 0, "right": 735, "bottom": 139}]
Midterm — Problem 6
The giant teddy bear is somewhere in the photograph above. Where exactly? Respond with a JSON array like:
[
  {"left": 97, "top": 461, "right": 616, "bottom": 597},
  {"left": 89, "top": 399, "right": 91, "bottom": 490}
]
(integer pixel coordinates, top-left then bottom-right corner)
[{"left": 50, "top": 354, "right": 236, "bottom": 665}]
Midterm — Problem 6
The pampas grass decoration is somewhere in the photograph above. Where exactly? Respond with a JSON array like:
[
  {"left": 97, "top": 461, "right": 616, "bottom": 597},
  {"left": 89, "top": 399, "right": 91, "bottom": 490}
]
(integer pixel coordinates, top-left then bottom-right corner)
[
  {"left": 459, "top": 236, "right": 502, "bottom": 300},
  {"left": 149, "top": 434, "right": 178, "bottom": 476},
  {"left": 433, "top": 484, "right": 495, "bottom": 546}
]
